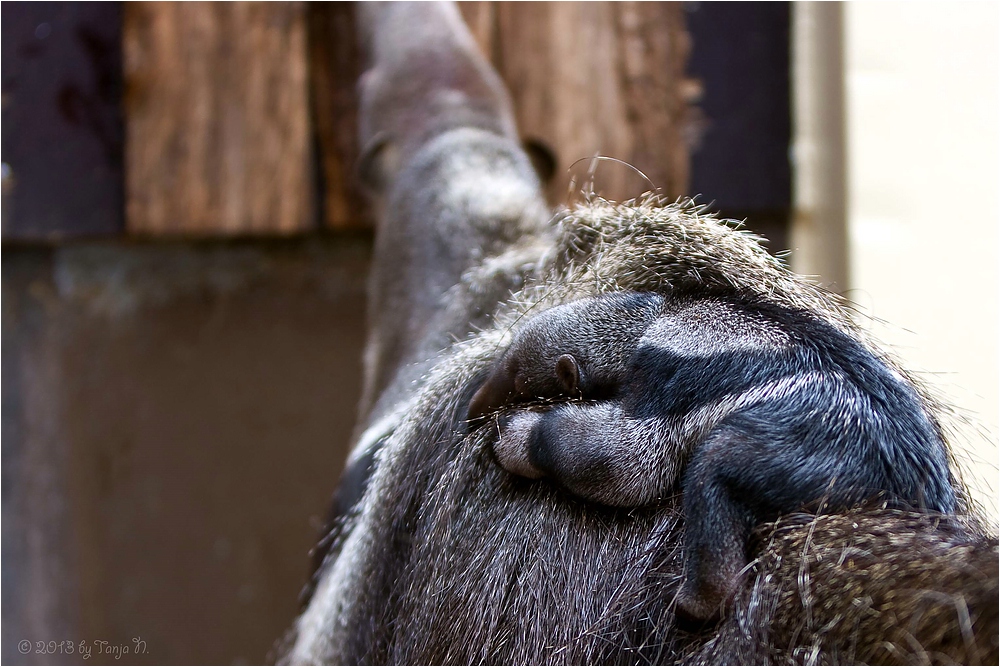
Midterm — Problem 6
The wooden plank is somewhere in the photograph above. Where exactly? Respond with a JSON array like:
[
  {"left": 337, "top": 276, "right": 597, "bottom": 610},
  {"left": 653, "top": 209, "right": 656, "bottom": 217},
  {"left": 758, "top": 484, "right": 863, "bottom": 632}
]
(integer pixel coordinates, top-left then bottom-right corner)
[
  {"left": 307, "top": 3, "right": 369, "bottom": 231},
  {"left": 309, "top": 2, "right": 690, "bottom": 229},
  {"left": 614, "top": 2, "right": 691, "bottom": 201},
  {"left": 487, "top": 1, "right": 690, "bottom": 203},
  {"left": 123, "top": 2, "right": 313, "bottom": 237},
  {"left": 1, "top": 2, "right": 124, "bottom": 241},
  {"left": 457, "top": 2, "right": 496, "bottom": 62}
]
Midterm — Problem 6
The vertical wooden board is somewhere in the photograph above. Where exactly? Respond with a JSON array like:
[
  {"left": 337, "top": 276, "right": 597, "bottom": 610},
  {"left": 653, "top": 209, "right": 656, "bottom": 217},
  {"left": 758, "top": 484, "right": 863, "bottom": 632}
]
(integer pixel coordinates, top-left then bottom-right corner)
[
  {"left": 124, "top": 2, "right": 313, "bottom": 237},
  {"left": 308, "top": 1, "right": 690, "bottom": 230},
  {"left": 615, "top": 2, "right": 690, "bottom": 201},
  {"left": 491, "top": 1, "right": 690, "bottom": 204},
  {"left": 1, "top": 2, "right": 124, "bottom": 241},
  {"left": 457, "top": 2, "right": 497, "bottom": 62},
  {"left": 308, "top": 3, "right": 369, "bottom": 231}
]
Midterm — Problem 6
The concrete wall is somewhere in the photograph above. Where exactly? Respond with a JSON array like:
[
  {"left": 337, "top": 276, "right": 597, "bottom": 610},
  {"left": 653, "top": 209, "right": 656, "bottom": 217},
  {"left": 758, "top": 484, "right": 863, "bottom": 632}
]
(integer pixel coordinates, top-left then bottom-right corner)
[{"left": 3, "top": 238, "right": 370, "bottom": 664}]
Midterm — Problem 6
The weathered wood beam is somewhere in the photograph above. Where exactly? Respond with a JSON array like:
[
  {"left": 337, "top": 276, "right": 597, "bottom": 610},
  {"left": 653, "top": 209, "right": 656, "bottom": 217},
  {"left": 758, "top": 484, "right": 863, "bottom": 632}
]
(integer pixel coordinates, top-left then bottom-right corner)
[
  {"left": 460, "top": 1, "right": 690, "bottom": 204},
  {"left": 123, "top": 2, "right": 313, "bottom": 237},
  {"left": 307, "top": 2, "right": 370, "bottom": 231}
]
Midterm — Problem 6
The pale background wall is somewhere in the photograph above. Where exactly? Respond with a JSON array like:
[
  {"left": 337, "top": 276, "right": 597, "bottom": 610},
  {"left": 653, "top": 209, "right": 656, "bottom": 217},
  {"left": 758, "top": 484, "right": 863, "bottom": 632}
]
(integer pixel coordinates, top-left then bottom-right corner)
[{"left": 793, "top": 1, "right": 999, "bottom": 519}]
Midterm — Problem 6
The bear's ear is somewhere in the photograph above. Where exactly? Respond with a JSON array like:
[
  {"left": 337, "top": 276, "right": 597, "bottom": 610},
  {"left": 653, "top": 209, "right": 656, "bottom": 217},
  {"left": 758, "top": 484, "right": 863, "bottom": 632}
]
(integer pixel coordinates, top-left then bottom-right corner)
[
  {"left": 357, "top": 132, "right": 400, "bottom": 195},
  {"left": 555, "top": 354, "right": 580, "bottom": 397}
]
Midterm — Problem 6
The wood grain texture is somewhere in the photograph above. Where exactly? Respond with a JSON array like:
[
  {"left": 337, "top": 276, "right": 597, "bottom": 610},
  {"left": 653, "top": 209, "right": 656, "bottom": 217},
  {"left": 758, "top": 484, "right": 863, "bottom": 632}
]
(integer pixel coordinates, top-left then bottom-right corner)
[
  {"left": 457, "top": 1, "right": 497, "bottom": 62},
  {"left": 309, "top": 2, "right": 690, "bottom": 229},
  {"left": 307, "top": 3, "right": 369, "bottom": 231},
  {"left": 124, "top": 2, "right": 313, "bottom": 237},
  {"left": 460, "top": 1, "right": 691, "bottom": 205},
  {"left": 306, "top": 1, "right": 691, "bottom": 231}
]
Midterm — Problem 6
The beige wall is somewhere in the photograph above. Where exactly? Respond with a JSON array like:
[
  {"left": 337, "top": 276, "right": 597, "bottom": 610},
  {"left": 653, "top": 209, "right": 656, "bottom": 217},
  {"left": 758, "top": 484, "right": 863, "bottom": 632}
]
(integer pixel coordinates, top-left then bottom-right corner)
[{"left": 793, "top": 2, "right": 999, "bottom": 519}]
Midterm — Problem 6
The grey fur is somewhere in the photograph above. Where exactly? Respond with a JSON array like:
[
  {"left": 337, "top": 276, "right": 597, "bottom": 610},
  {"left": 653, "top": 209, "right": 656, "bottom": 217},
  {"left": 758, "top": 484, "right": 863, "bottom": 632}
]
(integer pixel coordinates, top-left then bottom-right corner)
[
  {"left": 283, "top": 197, "right": 995, "bottom": 663},
  {"left": 467, "top": 286, "right": 955, "bottom": 619},
  {"left": 281, "top": 3, "right": 997, "bottom": 664}
]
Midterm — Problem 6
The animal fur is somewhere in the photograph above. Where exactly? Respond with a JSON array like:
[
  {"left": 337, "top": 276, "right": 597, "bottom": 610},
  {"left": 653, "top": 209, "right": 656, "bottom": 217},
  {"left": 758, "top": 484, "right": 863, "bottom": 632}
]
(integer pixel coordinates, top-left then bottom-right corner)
[
  {"left": 282, "top": 3, "right": 997, "bottom": 663},
  {"left": 283, "top": 199, "right": 996, "bottom": 664}
]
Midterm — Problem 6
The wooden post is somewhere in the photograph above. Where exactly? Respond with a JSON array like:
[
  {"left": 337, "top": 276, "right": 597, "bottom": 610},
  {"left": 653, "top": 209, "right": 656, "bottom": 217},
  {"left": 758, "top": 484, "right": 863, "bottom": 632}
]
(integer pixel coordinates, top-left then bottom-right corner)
[
  {"left": 123, "top": 2, "right": 690, "bottom": 231},
  {"left": 307, "top": 1, "right": 692, "bottom": 229},
  {"left": 123, "top": 2, "right": 313, "bottom": 237},
  {"left": 307, "top": 3, "right": 370, "bottom": 231},
  {"left": 0, "top": 2, "right": 125, "bottom": 241},
  {"left": 459, "top": 1, "right": 690, "bottom": 204}
]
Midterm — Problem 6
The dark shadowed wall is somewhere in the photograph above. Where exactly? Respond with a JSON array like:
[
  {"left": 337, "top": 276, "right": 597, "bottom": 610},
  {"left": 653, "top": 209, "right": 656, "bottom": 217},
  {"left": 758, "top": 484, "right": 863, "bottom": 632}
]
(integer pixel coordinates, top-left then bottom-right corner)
[{"left": 3, "top": 238, "right": 370, "bottom": 664}]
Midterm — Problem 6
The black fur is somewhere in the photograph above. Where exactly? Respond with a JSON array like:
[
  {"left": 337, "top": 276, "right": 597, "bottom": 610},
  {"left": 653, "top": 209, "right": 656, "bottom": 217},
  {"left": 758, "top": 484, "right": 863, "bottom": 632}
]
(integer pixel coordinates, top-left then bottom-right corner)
[{"left": 469, "top": 292, "right": 955, "bottom": 619}]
